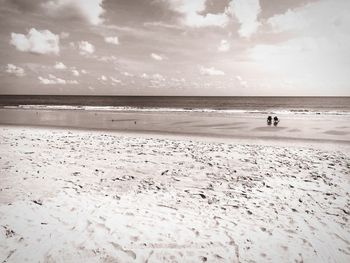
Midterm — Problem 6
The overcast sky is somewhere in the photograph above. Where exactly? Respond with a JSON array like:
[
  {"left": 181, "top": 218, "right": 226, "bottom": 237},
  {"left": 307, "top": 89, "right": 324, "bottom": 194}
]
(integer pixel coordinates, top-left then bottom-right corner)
[{"left": 0, "top": 0, "right": 349, "bottom": 96}]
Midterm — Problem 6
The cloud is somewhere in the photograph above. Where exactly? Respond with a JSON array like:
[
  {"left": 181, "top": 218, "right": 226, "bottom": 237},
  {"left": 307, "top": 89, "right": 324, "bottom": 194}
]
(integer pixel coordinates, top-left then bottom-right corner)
[
  {"left": 150, "top": 53, "right": 163, "bottom": 61},
  {"left": 6, "top": 64, "right": 25, "bottom": 77},
  {"left": 5, "top": 0, "right": 45, "bottom": 12},
  {"left": 170, "top": 77, "right": 186, "bottom": 83},
  {"left": 200, "top": 66, "right": 225, "bottom": 76},
  {"left": 266, "top": 0, "right": 350, "bottom": 38},
  {"left": 99, "top": 75, "right": 107, "bottom": 81},
  {"left": 54, "top": 62, "right": 67, "bottom": 69},
  {"left": 249, "top": 0, "right": 350, "bottom": 91},
  {"left": 104, "top": 36, "right": 119, "bottom": 45},
  {"left": 217, "top": 39, "right": 230, "bottom": 52},
  {"left": 122, "top": 72, "right": 134, "bottom": 77},
  {"left": 110, "top": 77, "right": 121, "bottom": 84},
  {"left": 141, "top": 73, "right": 150, "bottom": 79},
  {"left": 38, "top": 74, "right": 78, "bottom": 84},
  {"left": 227, "top": 0, "right": 261, "bottom": 38},
  {"left": 143, "top": 21, "right": 183, "bottom": 30},
  {"left": 10, "top": 28, "right": 60, "bottom": 55},
  {"left": 38, "top": 74, "right": 65, "bottom": 84},
  {"left": 71, "top": 69, "right": 80, "bottom": 76},
  {"left": 140, "top": 73, "right": 165, "bottom": 82},
  {"left": 151, "top": 73, "right": 165, "bottom": 81},
  {"left": 78, "top": 41, "right": 95, "bottom": 55},
  {"left": 97, "top": 55, "right": 117, "bottom": 63},
  {"left": 41, "top": 0, "right": 105, "bottom": 25},
  {"left": 167, "top": 0, "right": 229, "bottom": 27}
]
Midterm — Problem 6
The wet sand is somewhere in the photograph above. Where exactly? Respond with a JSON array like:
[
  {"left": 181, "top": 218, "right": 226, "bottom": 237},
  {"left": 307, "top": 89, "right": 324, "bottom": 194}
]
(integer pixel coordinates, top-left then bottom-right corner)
[{"left": 0, "top": 108, "right": 350, "bottom": 142}]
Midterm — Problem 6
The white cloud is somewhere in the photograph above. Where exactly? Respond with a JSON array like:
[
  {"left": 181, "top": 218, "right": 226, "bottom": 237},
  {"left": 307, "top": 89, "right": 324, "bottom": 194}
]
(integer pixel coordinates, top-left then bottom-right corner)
[
  {"left": 217, "top": 39, "right": 230, "bottom": 52},
  {"left": 39, "top": 74, "right": 65, "bottom": 84},
  {"left": 54, "top": 62, "right": 67, "bottom": 69},
  {"left": 143, "top": 21, "right": 183, "bottom": 30},
  {"left": 168, "top": 0, "right": 229, "bottom": 27},
  {"left": 71, "top": 69, "right": 80, "bottom": 76},
  {"left": 104, "top": 36, "right": 119, "bottom": 45},
  {"left": 38, "top": 76, "right": 58, "bottom": 85},
  {"left": 248, "top": 0, "right": 350, "bottom": 93},
  {"left": 10, "top": 28, "right": 60, "bottom": 55},
  {"left": 141, "top": 73, "right": 150, "bottom": 79},
  {"left": 78, "top": 41, "right": 95, "bottom": 55},
  {"left": 110, "top": 77, "right": 121, "bottom": 83},
  {"left": 100, "top": 75, "right": 107, "bottom": 81},
  {"left": 267, "top": 0, "right": 350, "bottom": 39},
  {"left": 42, "top": 0, "right": 105, "bottom": 25},
  {"left": 141, "top": 73, "right": 165, "bottom": 82},
  {"left": 122, "top": 72, "right": 134, "bottom": 77},
  {"left": 227, "top": 0, "right": 261, "bottom": 38},
  {"left": 6, "top": 64, "right": 25, "bottom": 77},
  {"left": 151, "top": 73, "right": 165, "bottom": 81},
  {"left": 81, "top": 69, "right": 87, "bottom": 74},
  {"left": 150, "top": 53, "right": 163, "bottom": 61},
  {"left": 98, "top": 55, "right": 117, "bottom": 62},
  {"left": 38, "top": 74, "right": 78, "bottom": 85},
  {"left": 171, "top": 77, "right": 186, "bottom": 82},
  {"left": 200, "top": 66, "right": 225, "bottom": 76}
]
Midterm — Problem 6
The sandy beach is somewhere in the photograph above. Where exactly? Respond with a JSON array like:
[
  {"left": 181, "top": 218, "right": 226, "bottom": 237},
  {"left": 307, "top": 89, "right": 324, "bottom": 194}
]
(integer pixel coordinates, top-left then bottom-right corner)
[
  {"left": 2, "top": 0, "right": 350, "bottom": 260},
  {"left": 0, "top": 125, "right": 349, "bottom": 262}
]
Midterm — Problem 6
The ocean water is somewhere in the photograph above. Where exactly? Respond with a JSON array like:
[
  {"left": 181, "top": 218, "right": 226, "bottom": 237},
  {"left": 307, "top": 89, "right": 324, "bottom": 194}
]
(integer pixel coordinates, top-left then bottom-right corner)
[
  {"left": 1, "top": 95, "right": 350, "bottom": 141},
  {"left": 1, "top": 96, "right": 350, "bottom": 115}
]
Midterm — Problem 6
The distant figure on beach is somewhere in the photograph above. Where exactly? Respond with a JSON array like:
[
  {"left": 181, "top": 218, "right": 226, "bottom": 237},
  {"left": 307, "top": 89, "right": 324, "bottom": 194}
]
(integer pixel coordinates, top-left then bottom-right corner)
[
  {"left": 273, "top": 116, "right": 280, "bottom": 126},
  {"left": 267, "top": 116, "right": 272, "bottom": 125}
]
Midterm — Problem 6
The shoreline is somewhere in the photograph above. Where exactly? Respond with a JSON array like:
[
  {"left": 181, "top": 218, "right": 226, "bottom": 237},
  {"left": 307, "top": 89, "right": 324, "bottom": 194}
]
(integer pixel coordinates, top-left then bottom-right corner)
[{"left": 1, "top": 108, "right": 350, "bottom": 143}]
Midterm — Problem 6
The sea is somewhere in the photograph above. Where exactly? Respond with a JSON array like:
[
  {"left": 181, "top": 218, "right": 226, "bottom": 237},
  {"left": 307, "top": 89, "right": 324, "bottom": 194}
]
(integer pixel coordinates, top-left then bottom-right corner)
[{"left": 0, "top": 95, "right": 350, "bottom": 115}]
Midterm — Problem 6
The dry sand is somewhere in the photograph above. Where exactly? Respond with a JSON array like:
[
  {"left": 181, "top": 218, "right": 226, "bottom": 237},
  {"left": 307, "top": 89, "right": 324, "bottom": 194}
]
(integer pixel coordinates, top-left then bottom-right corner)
[{"left": 0, "top": 126, "right": 350, "bottom": 262}]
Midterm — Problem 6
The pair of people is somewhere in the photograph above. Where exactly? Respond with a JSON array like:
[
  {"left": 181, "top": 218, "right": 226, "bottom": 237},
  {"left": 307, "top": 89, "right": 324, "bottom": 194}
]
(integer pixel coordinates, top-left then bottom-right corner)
[{"left": 267, "top": 116, "right": 279, "bottom": 126}]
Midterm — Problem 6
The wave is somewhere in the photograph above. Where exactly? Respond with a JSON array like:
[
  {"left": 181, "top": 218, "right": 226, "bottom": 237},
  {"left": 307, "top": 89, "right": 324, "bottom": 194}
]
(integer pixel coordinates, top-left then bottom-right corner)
[{"left": 3, "top": 104, "right": 350, "bottom": 116}]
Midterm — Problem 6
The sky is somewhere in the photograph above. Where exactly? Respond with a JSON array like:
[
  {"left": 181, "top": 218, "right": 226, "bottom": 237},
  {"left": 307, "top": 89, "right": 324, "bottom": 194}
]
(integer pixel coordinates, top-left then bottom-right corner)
[{"left": 0, "top": 0, "right": 349, "bottom": 96}]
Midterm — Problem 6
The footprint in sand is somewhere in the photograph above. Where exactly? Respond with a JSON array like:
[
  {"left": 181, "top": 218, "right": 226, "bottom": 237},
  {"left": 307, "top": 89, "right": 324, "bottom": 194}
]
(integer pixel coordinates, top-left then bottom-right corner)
[{"left": 110, "top": 242, "right": 136, "bottom": 259}]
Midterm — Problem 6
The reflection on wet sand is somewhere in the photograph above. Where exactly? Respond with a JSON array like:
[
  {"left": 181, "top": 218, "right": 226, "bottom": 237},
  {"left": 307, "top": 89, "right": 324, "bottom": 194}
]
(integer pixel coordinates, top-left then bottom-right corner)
[{"left": 0, "top": 108, "right": 349, "bottom": 142}]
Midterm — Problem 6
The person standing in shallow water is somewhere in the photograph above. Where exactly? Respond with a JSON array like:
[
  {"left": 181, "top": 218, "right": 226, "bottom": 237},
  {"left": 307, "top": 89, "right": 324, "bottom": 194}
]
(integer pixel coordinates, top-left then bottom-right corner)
[
  {"left": 267, "top": 116, "right": 272, "bottom": 125},
  {"left": 273, "top": 116, "right": 280, "bottom": 126}
]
